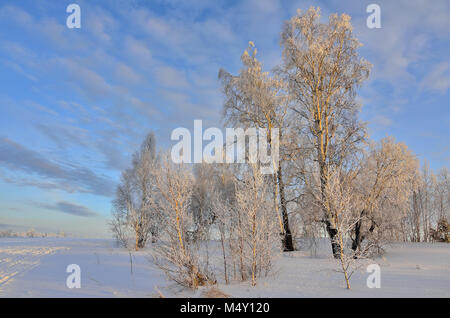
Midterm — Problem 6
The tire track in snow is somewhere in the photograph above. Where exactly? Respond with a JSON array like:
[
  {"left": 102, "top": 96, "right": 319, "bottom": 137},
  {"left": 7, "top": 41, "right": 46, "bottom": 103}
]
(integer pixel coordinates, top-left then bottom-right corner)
[{"left": 0, "top": 246, "right": 67, "bottom": 290}]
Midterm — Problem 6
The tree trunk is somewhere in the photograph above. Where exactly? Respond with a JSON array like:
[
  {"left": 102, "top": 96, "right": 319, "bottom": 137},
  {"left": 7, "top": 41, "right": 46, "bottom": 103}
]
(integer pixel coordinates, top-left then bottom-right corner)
[
  {"left": 351, "top": 210, "right": 366, "bottom": 253},
  {"left": 318, "top": 158, "right": 341, "bottom": 259},
  {"left": 135, "top": 223, "right": 141, "bottom": 251},
  {"left": 277, "top": 164, "right": 294, "bottom": 251},
  {"left": 137, "top": 236, "right": 145, "bottom": 249},
  {"left": 220, "top": 228, "right": 228, "bottom": 284},
  {"left": 352, "top": 212, "right": 377, "bottom": 257},
  {"left": 325, "top": 222, "right": 341, "bottom": 258}
]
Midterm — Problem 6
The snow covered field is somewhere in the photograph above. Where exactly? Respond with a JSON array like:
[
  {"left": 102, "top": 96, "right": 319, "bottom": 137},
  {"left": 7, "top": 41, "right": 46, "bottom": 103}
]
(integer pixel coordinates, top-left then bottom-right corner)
[{"left": 0, "top": 238, "right": 449, "bottom": 297}]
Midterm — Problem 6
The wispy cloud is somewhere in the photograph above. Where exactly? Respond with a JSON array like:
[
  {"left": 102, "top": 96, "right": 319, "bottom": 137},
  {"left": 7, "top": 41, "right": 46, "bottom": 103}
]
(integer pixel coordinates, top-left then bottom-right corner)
[
  {"left": 155, "top": 65, "right": 189, "bottom": 89},
  {"left": 0, "top": 137, "right": 115, "bottom": 196},
  {"left": 372, "top": 115, "right": 393, "bottom": 128},
  {"left": 421, "top": 62, "right": 450, "bottom": 94},
  {"left": 32, "top": 201, "right": 98, "bottom": 217}
]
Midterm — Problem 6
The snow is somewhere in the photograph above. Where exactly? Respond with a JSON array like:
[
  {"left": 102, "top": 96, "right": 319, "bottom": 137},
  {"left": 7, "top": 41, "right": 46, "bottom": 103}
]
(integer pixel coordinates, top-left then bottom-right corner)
[
  {"left": 220, "top": 240, "right": 450, "bottom": 297},
  {"left": 0, "top": 238, "right": 168, "bottom": 297},
  {"left": 0, "top": 238, "right": 449, "bottom": 297}
]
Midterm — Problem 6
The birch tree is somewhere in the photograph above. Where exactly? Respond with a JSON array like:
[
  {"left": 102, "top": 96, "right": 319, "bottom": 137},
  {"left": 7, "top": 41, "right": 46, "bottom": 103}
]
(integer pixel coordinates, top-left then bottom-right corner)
[
  {"left": 405, "top": 165, "right": 449, "bottom": 242},
  {"left": 111, "top": 132, "right": 160, "bottom": 250},
  {"left": 219, "top": 42, "right": 295, "bottom": 251},
  {"left": 152, "top": 154, "right": 214, "bottom": 289},
  {"left": 351, "top": 137, "right": 419, "bottom": 254},
  {"left": 280, "top": 7, "right": 371, "bottom": 258},
  {"left": 212, "top": 163, "right": 279, "bottom": 286},
  {"left": 190, "top": 163, "right": 217, "bottom": 241},
  {"left": 321, "top": 168, "right": 371, "bottom": 289}
]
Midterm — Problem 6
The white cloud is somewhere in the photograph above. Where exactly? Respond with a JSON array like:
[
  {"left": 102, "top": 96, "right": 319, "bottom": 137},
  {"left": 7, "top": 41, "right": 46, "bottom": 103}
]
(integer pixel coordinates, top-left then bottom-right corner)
[
  {"left": 86, "top": 6, "right": 117, "bottom": 43},
  {"left": 155, "top": 65, "right": 189, "bottom": 89},
  {"left": 421, "top": 62, "right": 450, "bottom": 94},
  {"left": 1, "top": 59, "right": 38, "bottom": 82},
  {"left": 372, "top": 115, "right": 393, "bottom": 127},
  {"left": 0, "top": 5, "right": 33, "bottom": 26},
  {"left": 115, "top": 62, "right": 141, "bottom": 85},
  {"left": 55, "top": 58, "right": 112, "bottom": 100},
  {"left": 125, "top": 36, "right": 153, "bottom": 65},
  {"left": 350, "top": 0, "right": 450, "bottom": 87}
]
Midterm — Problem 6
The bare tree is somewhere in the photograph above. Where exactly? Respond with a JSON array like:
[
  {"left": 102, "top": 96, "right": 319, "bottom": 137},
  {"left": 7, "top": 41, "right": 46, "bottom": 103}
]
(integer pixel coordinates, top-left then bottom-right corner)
[
  {"left": 279, "top": 7, "right": 371, "bottom": 258},
  {"left": 219, "top": 42, "right": 295, "bottom": 251},
  {"left": 235, "top": 164, "right": 280, "bottom": 285},
  {"left": 351, "top": 137, "right": 419, "bottom": 254},
  {"left": 435, "top": 167, "right": 450, "bottom": 222},
  {"left": 211, "top": 163, "right": 279, "bottom": 286},
  {"left": 208, "top": 163, "right": 237, "bottom": 285},
  {"left": 405, "top": 165, "right": 449, "bottom": 243},
  {"left": 190, "top": 163, "right": 217, "bottom": 241},
  {"left": 110, "top": 132, "right": 160, "bottom": 250},
  {"left": 151, "top": 154, "right": 214, "bottom": 289},
  {"left": 211, "top": 183, "right": 233, "bottom": 285},
  {"left": 322, "top": 169, "right": 373, "bottom": 289}
]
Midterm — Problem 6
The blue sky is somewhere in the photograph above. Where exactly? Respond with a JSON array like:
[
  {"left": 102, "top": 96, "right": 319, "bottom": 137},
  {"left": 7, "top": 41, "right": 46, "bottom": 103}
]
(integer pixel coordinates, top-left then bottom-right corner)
[{"left": 0, "top": 0, "right": 449, "bottom": 237}]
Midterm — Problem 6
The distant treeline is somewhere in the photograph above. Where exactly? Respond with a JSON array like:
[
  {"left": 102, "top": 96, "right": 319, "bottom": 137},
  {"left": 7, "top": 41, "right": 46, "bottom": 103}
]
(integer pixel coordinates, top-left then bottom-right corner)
[{"left": 0, "top": 229, "right": 67, "bottom": 238}]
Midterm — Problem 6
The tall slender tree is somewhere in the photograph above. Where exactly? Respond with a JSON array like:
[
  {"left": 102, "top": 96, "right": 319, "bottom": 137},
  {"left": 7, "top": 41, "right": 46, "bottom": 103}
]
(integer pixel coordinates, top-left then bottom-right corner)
[
  {"left": 280, "top": 7, "right": 371, "bottom": 257},
  {"left": 219, "top": 42, "right": 295, "bottom": 251},
  {"left": 111, "top": 132, "right": 160, "bottom": 250}
]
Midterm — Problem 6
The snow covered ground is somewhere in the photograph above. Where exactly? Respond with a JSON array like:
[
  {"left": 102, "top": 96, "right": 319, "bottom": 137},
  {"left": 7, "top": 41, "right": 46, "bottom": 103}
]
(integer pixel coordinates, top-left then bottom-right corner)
[
  {"left": 0, "top": 238, "right": 167, "bottom": 297},
  {"left": 220, "top": 241, "right": 450, "bottom": 298},
  {"left": 0, "top": 238, "right": 449, "bottom": 297}
]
